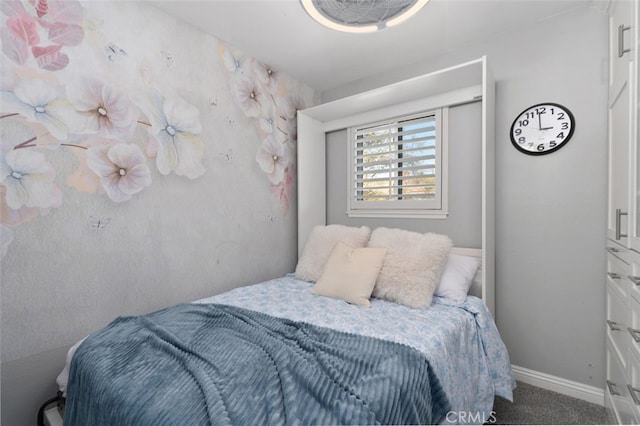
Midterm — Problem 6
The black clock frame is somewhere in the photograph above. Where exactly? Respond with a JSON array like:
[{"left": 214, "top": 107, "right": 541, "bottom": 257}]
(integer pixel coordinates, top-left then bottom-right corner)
[{"left": 509, "top": 102, "right": 575, "bottom": 156}]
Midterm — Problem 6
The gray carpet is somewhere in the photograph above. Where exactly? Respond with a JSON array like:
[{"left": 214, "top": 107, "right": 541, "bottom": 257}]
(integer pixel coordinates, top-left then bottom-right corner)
[{"left": 491, "top": 381, "right": 610, "bottom": 425}]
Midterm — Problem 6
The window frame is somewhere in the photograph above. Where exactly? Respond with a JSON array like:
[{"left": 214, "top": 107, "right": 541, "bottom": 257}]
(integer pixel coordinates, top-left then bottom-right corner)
[{"left": 346, "top": 108, "right": 449, "bottom": 219}]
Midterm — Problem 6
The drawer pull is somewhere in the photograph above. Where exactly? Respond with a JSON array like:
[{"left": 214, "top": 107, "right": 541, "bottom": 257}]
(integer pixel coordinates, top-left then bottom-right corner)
[
  {"left": 608, "top": 380, "right": 623, "bottom": 396},
  {"left": 608, "top": 272, "right": 622, "bottom": 280},
  {"left": 607, "top": 247, "right": 622, "bottom": 254},
  {"left": 618, "top": 24, "right": 631, "bottom": 58},
  {"left": 607, "top": 320, "right": 621, "bottom": 331},
  {"left": 629, "top": 275, "right": 640, "bottom": 286},
  {"left": 616, "top": 209, "right": 628, "bottom": 240},
  {"left": 628, "top": 327, "right": 640, "bottom": 343},
  {"left": 628, "top": 385, "right": 640, "bottom": 405}
]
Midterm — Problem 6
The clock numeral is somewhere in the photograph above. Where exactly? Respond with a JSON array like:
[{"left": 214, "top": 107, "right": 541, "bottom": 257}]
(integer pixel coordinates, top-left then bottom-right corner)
[
  {"left": 561, "top": 122, "right": 569, "bottom": 130},
  {"left": 556, "top": 132, "right": 565, "bottom": 139},
  {"left": 519, "top": 119, "right": 529, "bottom": 127},
  {"left": 535, "top": 107, "right": 546, "bottom": 115},
  {"left": 515, "top": 128, "right": 522, "bottom": 136},
  {"left": 549, "top": 141, "right": 557, "bottom": 148},
  {"left": 537, "top": 144, "right": 546, "bottom": 151},
  {"left": 518, "top": 136, "right": 526, "bottom": 144},
  {"left": 557, "top": 112, "right": 565, "bottom": 120}
]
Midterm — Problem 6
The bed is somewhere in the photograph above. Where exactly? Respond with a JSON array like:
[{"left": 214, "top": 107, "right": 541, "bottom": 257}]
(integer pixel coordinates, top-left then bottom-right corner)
[{"left": 44, "top": 225, "right": 515, "bottom": 425}]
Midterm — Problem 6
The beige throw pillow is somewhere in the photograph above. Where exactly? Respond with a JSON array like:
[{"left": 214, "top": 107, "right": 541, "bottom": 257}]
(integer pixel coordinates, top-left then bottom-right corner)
[
  {"left": 295, "top": 225, "right": 371, "bottom": 282},
  {"left": 312, "top": 242, "right": 387, "bottom": 307},
  {"left": 368, "top": 227, "right": 452, "bottom": 309}
]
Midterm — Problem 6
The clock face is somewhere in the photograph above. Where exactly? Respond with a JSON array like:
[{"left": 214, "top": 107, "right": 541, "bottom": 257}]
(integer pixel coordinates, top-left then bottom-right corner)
[{"left": 510, "top": 103, "right": 575, "bottom": 155}]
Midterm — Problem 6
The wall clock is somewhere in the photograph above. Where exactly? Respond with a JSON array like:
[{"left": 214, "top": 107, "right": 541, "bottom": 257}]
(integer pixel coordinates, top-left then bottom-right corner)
[{"left": 510, "top": 102, "right": 575, "bottom": 156}]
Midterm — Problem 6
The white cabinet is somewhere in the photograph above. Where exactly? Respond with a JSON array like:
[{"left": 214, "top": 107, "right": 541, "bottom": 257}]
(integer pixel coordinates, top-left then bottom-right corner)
[
  {"left": 607, "top": 0, "right": 640, "bottom": 423},
  {"left": 608, "top": 0, "right": 635, "bottom": 246}
]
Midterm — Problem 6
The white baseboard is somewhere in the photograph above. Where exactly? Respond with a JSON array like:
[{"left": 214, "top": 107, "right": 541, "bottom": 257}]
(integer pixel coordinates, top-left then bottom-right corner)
[{"left": 511, "top": 365, "right": 605, "bottom": 407}]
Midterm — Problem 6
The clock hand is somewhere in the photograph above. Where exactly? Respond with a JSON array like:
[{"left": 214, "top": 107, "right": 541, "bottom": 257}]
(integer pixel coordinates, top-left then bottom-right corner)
[{"left": 538, "top": 113, "right": 553, "bottom": 130}]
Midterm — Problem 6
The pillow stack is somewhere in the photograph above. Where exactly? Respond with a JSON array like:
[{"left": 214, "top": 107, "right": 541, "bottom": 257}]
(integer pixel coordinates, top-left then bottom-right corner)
[{"left": 295, "top": 225, "right": 479, "bottom": 309}]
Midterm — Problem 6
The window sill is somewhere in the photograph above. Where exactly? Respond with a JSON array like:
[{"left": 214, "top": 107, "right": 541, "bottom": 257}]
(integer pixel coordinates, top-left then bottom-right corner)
[{"left": 346, "top": 210, "right": 449, "bottom": 219}]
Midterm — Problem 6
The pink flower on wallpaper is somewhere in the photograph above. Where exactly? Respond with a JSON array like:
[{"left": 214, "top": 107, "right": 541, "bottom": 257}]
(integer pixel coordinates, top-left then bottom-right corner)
[
  {"left": 0, "top": 224, "right": 14, "bottom": 260},
  {"left": 253, "top": 60, "right": 280, "bottom": 94},
  {"left": 276, "top": 92, "right": 306, "bottom": 121},
  {"left": 0, "top": 149, "right": 62, "bottom": 209},
  {"left": 0, "top": 184, "right": 39, "bottom": 227},
  {"left": 233, "top": 77, "right": 268, "bottom": 119},
  {"left": 134, "top": 93, "right": 205, "bottom": 179},
  {"left": 255, "top": 135, "right": 291, "bottom": 185},
  {"left": 272, "top": 166, "right": 295, "bottom": 215},
  {"left": 67, "top": 78, "right": 138, "bottom": 141},
  {"left": 0, "top": 0, "right": 84, "bottom": 71},
  {"left": 86, "top": 143, "right": 152, "bottom": 203},
  {"left": 1, "top": 77, "right": 75, "bottom": 139}
]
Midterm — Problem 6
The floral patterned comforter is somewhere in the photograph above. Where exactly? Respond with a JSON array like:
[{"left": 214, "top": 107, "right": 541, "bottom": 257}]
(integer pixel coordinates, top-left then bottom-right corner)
[{"left": 195, "top": 274, "right": 515, "bottom": 425}]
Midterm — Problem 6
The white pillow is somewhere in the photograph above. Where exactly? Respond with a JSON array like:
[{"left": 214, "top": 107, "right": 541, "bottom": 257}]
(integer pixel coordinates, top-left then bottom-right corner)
[
  {"left": 435, "top": 254, "right": 480, "bottom": 302},
  {"left": 311, "top": 242, "right": 387, "bottom": 307},
  {"left": 368, "top": 227, "right": 452, "bottom": 309},
  {"left": 295, "top": 225, "right": 371, "bottom": 282}
]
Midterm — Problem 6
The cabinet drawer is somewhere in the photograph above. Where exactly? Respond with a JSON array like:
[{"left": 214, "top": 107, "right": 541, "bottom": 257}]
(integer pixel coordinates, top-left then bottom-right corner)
[
  {"left": 608, "top": 282, "right": 630, "bottom": 368},
  {"left": 628, "top": 254, "right": 640, "bottom": 305},
  {"left": 607, "top": 341, "right": 634, "bottom": 424},
  {"left": 609, "top": 250, "right": 632, "bottom": 300},
  {"left": 608, "top": 242, "right": 632, "bottom": 265},
  {"left": 628, "top": 348, "right": 640, "bottom": 421},
  {"left": 629, "top": 297, "right": 640, "bottom": 361}
]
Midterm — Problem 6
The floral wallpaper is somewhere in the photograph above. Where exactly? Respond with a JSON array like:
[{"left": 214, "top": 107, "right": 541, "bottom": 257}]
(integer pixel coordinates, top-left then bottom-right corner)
[{"left": 0, "top": 0, "right": 318, "bottom": 361}]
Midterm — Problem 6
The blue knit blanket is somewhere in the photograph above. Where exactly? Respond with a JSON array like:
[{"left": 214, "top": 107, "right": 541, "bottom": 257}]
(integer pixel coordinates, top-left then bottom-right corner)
[{"left": 64, "top": 303, "right": 450, "bottom": 425}]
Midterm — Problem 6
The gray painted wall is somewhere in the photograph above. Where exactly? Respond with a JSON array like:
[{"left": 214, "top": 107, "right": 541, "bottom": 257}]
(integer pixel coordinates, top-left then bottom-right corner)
[
  {"left": 326, "top": 100, "right": 482, "bottom": 248},
  {"left": 323, "top": 7, "right": 609, "bottom": 388}
]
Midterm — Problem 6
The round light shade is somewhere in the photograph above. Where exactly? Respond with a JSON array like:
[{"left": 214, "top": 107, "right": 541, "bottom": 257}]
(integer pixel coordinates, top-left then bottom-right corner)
[{"left": 300, "top": 0, "right": 430, "bottom": 33}]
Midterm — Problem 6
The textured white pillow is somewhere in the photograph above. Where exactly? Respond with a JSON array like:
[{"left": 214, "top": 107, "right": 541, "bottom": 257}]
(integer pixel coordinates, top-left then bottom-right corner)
[
  {"left": 311, "top": 242, "right": 387, "bottom": 307},
  {"left": 435, "top": 254, "right": 480, "bottom": 302},
  {"left": 295, "top": 225, "right": 371, "bottom": 282},
  {"left": 368, "top": 227, "right": 452, "bottom": 309}
]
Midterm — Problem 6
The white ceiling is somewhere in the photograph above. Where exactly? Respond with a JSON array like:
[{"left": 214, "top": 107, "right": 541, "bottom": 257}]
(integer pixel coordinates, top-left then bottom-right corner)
[{"left": 149, "top": 0, "right": 596, "bottom": 92}]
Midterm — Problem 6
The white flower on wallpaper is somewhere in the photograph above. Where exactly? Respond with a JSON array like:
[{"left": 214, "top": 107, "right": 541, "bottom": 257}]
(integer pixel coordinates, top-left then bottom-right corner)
[
  {"left": 86, "top": 143, "right": 151, "bottom": 203},
  {"left": 256, "top": 135, "right": 291, "bottom": 185},
  {"left": 0, "top": 149, "right": 62, "bottom": 209},
  {"left": 133, "top": 93, "right": 205, "bottom": 179},
  {"left": 218, "top": 42, "right": 312, "bottom": 215},
  {"left": 66, "top": 78, "right": 138, "bottom": 141},
  {"left": 1, "top": 77, "right": 75, "bottom": 140},
  {"left": 220, "top": 45, "right": 249, "bottom": 76}
]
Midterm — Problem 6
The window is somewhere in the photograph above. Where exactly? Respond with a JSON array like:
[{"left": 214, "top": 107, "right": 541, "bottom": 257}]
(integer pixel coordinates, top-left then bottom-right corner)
[{"left": 347, "top": 109, "right": 447, "bottom": 218}]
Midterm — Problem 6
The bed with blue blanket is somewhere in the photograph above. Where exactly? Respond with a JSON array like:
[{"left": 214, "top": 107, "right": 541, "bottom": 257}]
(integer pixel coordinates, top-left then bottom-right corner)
[{"left": 58, "top": 274, "right": 514, "bottom": 425}]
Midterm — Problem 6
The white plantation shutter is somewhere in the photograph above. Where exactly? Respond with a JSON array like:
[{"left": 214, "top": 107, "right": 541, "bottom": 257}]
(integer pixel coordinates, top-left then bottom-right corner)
[{"left": 348, "top": 110, "right": 446, "bottom": 217}]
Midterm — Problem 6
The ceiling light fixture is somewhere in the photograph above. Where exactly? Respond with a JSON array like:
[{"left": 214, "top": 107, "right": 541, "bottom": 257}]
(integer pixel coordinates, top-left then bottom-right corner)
[{"left": 300, "top": 0, "right": 430, "bottom": 33}]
